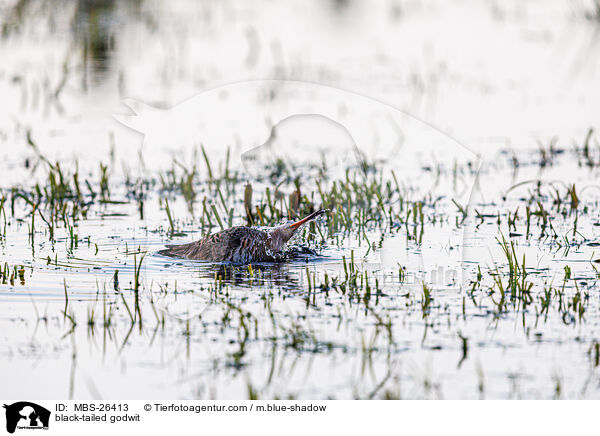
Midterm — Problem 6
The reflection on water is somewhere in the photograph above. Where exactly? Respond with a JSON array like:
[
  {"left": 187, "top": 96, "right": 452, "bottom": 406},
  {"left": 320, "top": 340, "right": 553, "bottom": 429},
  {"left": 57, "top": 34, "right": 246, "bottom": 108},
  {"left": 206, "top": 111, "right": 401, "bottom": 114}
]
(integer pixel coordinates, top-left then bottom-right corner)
[
  {"left": 156, "top": 246, "right": 322, "bottom": 290},
  {"left": 2, "top": 0, "right": 140, "bottom": 87},
  {"left": 74, "top": 0, "right": 118, "bottom": 87},
  {"left": 1, "top": 0, "right": 599, "bottom": 170}
]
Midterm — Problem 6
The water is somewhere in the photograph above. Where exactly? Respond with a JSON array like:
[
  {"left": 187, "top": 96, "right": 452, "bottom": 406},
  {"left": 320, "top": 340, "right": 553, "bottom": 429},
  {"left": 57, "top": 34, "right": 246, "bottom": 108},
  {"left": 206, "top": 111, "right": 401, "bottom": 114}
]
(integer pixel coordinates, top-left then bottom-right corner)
[{"left": 1, "top": 0, "right": 600, "bottom": 399}]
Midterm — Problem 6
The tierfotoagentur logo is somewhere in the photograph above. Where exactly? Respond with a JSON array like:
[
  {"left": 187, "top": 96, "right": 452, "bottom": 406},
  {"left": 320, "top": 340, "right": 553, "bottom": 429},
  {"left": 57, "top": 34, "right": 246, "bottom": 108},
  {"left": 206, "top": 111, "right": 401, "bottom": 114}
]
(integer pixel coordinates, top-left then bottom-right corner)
[
  {"left": 115, "top": 79, "right": 480, "bottom": 296},
  {"left": 2, "top": 402, "right": 50, "bottom": 434}
]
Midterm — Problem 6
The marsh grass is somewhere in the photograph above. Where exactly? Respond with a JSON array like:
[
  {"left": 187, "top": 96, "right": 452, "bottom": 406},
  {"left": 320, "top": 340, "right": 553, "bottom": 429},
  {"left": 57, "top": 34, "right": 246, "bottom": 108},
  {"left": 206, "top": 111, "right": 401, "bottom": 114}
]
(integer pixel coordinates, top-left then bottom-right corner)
[{"left": 2, "top": 132, "right": 600, "bottom": 399}]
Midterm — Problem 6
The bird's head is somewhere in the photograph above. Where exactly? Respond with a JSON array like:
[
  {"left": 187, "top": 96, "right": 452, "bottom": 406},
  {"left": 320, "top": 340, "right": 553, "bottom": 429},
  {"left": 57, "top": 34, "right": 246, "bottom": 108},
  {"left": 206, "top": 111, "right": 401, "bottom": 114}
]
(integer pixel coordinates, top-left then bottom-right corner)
[{"left": 268, "top": 209, "right": 327, "bottom": 252}]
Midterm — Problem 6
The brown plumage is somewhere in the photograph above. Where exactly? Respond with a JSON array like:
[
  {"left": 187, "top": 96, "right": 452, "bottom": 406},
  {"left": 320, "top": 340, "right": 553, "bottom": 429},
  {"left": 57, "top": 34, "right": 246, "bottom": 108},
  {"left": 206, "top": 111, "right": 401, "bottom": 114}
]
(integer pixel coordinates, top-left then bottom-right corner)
[{"left": 159, "top": 209, "right": 327, "bottom": 263}]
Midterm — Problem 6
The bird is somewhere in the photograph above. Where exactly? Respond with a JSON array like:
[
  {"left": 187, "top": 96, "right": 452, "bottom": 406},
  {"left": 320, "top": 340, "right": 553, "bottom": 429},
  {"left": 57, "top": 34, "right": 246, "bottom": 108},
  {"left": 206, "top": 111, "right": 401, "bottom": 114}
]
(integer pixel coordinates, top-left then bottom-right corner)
[{"left": 159, "top": 209, "right": 327, "bottom": 263}]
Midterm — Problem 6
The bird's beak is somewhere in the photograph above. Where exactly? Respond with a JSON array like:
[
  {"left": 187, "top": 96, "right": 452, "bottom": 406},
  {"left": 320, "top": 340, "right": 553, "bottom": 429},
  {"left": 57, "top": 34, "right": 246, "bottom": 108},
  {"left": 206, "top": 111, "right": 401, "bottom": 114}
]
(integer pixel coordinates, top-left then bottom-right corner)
[
  {"left": 270, "top": 209, "right": 328, "bottom": 250},
  {"left": 289, "top": 209, "right": 328, "bottom": 230}
]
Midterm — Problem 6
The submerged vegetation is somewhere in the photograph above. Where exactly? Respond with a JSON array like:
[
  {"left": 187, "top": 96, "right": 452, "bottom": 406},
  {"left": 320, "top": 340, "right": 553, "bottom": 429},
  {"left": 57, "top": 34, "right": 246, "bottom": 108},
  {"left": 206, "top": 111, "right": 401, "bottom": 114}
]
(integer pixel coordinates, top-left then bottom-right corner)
[{"left": 1, "top": 129, "right": 600, "bottom": 399}]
